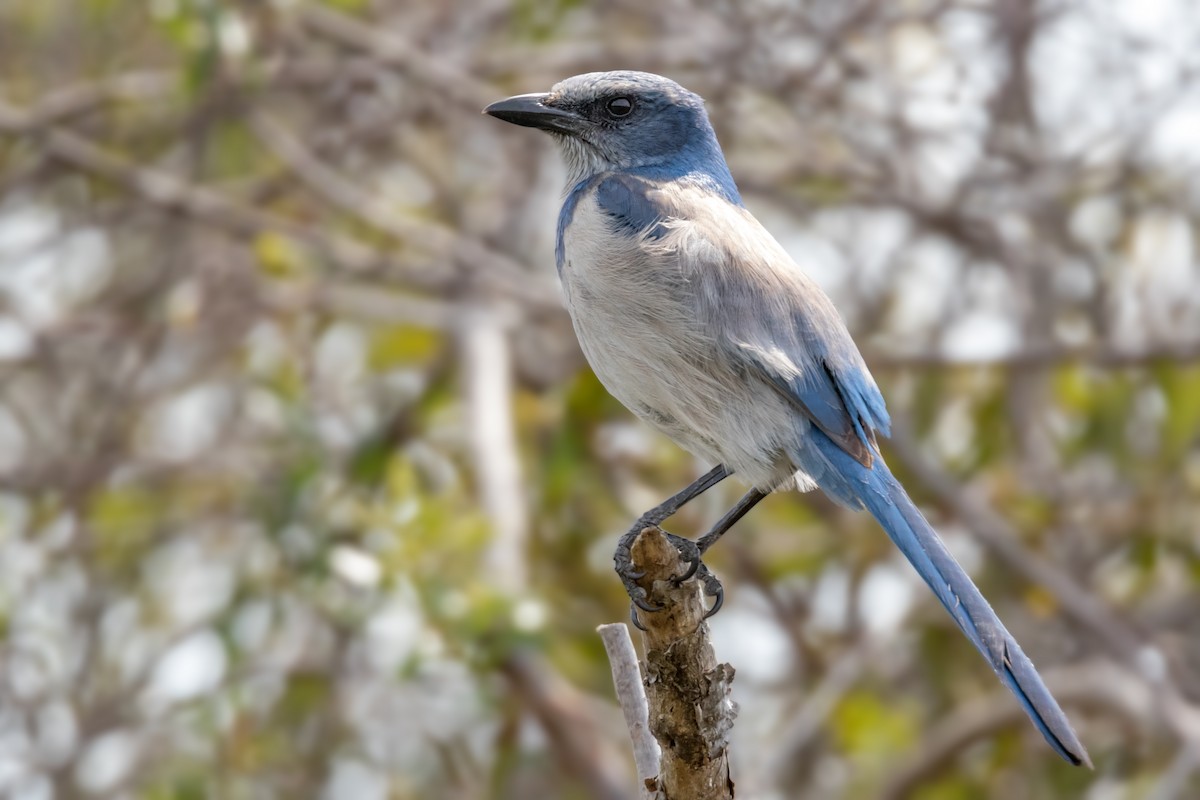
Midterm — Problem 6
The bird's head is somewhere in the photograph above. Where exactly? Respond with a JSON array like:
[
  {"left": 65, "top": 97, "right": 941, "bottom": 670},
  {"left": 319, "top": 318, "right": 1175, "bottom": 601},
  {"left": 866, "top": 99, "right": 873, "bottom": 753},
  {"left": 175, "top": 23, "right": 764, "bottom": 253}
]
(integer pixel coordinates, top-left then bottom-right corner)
[{"left": 485, "top": 71, "right": 732, "bottom": 189}]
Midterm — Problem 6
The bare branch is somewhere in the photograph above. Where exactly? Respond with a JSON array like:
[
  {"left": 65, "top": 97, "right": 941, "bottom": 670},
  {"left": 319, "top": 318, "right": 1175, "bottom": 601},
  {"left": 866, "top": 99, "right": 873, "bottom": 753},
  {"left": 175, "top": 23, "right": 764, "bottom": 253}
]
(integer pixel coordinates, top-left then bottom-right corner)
[
  {"left": 630, "top": 526, "right": 737, "bottom": 800},
  {"left": 597, "top": 623, "right": 662, "bottom": 800}
]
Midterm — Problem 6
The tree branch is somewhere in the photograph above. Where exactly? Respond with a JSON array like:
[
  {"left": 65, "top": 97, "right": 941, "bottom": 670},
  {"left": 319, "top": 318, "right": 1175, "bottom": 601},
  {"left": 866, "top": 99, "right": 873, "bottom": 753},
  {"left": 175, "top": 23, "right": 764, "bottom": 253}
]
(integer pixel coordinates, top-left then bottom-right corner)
[
  {"left": 628, "top": 525, "right": 738, "bottom": 800},
  {"left": 598, "top": 623, "right": 661, "bottom": 800}
]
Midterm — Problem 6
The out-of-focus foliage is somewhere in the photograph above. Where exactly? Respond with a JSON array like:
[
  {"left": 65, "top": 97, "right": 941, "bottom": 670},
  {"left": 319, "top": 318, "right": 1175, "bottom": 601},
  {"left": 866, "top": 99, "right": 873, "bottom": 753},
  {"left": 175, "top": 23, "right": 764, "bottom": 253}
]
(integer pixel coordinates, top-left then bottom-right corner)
[{"left": 0, "top": 1, "right": 1198, "bottom": 798}]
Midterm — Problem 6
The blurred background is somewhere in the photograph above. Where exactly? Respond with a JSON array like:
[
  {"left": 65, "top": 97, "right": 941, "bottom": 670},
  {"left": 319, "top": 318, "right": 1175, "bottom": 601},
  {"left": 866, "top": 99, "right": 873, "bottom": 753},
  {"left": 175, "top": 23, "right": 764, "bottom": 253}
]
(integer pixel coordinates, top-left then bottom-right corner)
[{"left": 0, "top": 0, "right": 1198, "bottom": 798}]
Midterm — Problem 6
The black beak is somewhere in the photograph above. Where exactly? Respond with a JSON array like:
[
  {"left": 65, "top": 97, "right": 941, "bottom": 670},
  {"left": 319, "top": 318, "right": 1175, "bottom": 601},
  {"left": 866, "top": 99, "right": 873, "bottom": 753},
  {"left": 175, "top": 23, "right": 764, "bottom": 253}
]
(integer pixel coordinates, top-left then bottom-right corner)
[{"left": 483, "top": 93, "right": 582, "bottom": 134}]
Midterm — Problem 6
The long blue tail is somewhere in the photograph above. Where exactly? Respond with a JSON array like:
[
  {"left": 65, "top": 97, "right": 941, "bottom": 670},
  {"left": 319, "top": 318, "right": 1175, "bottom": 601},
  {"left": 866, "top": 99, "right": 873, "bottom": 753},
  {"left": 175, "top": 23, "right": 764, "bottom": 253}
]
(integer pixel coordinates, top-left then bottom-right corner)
[{"left": 797, "top": 430, "right": 1090, "bottom": 767}]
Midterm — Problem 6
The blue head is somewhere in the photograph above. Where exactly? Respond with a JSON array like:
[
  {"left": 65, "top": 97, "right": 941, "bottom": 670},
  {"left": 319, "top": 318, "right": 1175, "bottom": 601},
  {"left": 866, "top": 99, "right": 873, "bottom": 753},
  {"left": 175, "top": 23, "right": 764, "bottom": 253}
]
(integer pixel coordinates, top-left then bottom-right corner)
[{"left": 485, "top": 71, "right": 741, "bottom": 202}]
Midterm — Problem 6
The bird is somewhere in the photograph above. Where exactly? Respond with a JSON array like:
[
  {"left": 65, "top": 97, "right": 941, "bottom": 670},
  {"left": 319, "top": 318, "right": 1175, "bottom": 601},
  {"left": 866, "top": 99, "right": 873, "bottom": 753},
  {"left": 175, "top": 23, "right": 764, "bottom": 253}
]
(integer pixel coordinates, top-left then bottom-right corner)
[{"left": 484, "top": 70, "right": 1090, "bottom": 767}]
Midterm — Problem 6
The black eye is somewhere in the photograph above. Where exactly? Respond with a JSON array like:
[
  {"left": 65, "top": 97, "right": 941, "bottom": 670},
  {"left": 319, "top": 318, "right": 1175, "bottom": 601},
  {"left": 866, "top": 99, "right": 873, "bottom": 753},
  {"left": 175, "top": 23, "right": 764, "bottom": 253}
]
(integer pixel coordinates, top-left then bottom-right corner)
[{"left": 606, "top": 97, "right": 633, "bottom": 118}]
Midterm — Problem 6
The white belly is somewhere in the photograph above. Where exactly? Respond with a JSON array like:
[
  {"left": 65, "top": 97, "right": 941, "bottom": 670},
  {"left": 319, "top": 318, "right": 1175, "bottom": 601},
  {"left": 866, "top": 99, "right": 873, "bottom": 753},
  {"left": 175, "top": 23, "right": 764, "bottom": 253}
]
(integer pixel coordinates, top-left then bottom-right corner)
[{"left": 559, "top": 194, "right": 802, "bottom": 490}]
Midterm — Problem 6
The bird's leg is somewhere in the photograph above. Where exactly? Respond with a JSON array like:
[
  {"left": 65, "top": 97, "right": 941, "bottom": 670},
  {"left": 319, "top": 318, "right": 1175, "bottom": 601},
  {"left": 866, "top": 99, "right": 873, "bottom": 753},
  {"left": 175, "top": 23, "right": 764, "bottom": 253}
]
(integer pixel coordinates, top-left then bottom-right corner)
[
  {"left": 696, "top": 488, "right": 770, "bottom": 555},
  {"left": 673, "top": 488, "right": 769, "bottom": 580},
  {"left": 614, "top": 464, "right": 729, "bottom": 614},
  {"left": 669, "top": 488, "right": 770, "bottom": 618}
]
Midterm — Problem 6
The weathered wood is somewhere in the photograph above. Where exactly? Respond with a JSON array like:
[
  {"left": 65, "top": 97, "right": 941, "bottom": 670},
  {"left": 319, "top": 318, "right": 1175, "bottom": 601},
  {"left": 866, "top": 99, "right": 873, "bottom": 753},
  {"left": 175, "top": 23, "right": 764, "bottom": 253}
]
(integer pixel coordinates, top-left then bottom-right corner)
[
  {"left": 629, "top": 525, "right": 738, "bottom": 800},
  {"left": 598, "top": 622, "right": 661, "bottom": 800}
]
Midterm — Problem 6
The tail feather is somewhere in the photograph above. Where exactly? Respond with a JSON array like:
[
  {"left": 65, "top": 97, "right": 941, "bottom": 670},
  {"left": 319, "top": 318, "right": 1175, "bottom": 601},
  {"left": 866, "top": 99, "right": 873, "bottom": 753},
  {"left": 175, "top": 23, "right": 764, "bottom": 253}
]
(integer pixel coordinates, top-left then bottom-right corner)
[{"left": 799, "top": 430, "right": 1091, "bottom": 767}]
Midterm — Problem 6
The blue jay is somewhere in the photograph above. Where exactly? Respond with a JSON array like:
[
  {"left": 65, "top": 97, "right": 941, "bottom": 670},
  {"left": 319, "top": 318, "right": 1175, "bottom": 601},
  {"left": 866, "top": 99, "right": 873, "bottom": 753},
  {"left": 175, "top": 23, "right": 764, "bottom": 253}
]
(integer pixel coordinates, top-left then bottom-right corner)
[{"left": 485, "top": 71, "right": 1089, "bottom": 767}]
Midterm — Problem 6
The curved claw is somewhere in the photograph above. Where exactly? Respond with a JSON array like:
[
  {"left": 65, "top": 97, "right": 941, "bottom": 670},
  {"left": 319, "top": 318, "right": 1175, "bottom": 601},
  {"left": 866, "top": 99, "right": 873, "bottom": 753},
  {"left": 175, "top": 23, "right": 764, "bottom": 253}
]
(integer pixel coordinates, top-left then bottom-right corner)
[
  {"left": 672, "top": 556, "right": 701, "bottom": 585},
  {"left": 632, "top": 593, "right": 663, "bottom": 613},
  {"left": 703, "top": 584, "right": 725, "bottom": 619},
  {"left": 661, "top": 533, "right": 702, "bottom": 585},
  {"left": 622, "top": 568, "right": 647, "bottom": 581},
  {"left": 629, "top": 603, "right": 648, "bottom": 631}
]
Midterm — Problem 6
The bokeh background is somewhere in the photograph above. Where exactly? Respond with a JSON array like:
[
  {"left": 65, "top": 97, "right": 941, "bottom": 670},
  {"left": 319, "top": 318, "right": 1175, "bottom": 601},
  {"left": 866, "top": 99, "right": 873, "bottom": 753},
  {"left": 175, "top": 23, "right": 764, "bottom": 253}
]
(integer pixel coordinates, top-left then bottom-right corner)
[{"left": 1, "top": 1, "right": 1199, "bottom": 798}]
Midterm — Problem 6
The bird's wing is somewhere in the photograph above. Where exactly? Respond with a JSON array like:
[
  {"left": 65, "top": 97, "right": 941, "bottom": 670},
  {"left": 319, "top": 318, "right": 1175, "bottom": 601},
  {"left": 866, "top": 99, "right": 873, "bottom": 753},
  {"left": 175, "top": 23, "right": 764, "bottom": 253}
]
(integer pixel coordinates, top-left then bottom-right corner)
[{"left": 595, "top": 173, "right": 890, "bottom": 466}]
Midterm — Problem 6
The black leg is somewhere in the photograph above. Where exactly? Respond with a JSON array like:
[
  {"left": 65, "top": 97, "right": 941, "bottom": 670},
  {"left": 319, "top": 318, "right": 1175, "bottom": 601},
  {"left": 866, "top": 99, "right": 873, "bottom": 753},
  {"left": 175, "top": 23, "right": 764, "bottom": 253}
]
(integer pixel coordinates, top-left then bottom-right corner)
[
  {"left": 613, "top": 464, "right": 729, "bottom": 612},
  {"left": 636, "top": 464, "right": 730, "bottom": 530},
  {"left": 697, "top": 488, "right": 769, "bottom": 555},
  {"left": 669, "top": 488, "right": 769, "bottom": 618},
  {"left": 673, "top": 488, "right": 769, "bottom": 583}
]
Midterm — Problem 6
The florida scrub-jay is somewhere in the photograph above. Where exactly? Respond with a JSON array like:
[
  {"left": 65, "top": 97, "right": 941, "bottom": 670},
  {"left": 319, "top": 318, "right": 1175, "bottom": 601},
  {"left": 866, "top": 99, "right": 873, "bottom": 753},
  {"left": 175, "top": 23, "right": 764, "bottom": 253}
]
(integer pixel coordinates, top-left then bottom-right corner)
[{"left": 484, "top": 71, "right": 1088, "bottom": 766}]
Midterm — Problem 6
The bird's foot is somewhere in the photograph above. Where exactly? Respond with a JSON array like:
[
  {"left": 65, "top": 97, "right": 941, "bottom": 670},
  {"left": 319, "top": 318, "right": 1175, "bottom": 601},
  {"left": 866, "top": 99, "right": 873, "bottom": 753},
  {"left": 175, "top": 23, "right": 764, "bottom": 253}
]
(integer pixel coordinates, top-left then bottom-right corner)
[
  {"left": 615, "top": 527, "right": 725, "bottom": 631},
  {"left": 613, "top": 526, "right": 657, "bottom": 614}
]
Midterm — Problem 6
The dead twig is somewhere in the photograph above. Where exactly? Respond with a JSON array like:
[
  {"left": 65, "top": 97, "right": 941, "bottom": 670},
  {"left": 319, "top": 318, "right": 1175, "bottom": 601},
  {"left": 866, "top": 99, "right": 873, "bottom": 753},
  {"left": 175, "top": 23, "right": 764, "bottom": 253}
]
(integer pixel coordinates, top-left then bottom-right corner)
[{"left": 598, "top": 623, "right": 661, "bottom": 800}]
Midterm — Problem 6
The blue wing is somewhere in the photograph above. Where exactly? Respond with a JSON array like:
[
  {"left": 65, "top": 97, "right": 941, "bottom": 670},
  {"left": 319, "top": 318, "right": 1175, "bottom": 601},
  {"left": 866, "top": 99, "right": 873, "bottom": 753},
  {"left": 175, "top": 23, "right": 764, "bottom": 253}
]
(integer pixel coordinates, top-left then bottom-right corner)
[{"left": 733, "top": 327, "right": 890, "bottom": 468}]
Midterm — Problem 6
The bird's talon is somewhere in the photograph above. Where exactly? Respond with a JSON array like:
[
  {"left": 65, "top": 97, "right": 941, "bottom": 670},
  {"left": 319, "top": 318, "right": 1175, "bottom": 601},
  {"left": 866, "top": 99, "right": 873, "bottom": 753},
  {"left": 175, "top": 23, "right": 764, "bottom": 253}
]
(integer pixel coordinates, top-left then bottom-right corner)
[
  {"left": 632, "top": 593, "right": 662, "bottom": 613},
  {"left": 692, "top": 565, "right": 725, "bottom": 618},
  {"left": 613, "top": 502, "right": 732, "bottom": 624},
  {"left": 661, "top": 532, "right": 702, "bottom": 584},
  {"left": 703, "top": 584, "right": 725, "bottom": 618},
  {"left": 629, "top": 603, "right": 648, "bottom": 631},
  {"left": 672, "top": 556, "right": 701, "bottom": 585}
]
